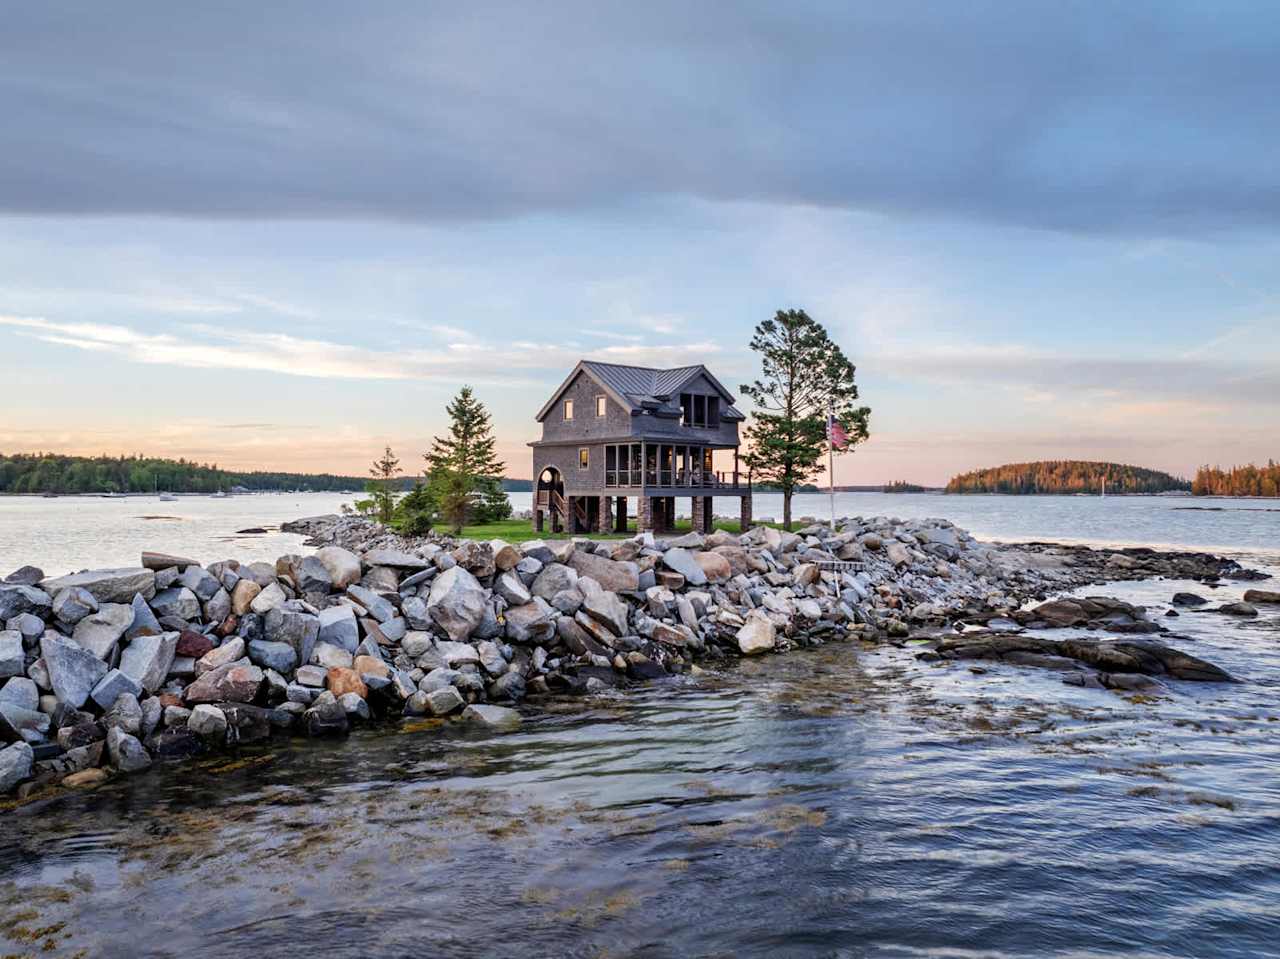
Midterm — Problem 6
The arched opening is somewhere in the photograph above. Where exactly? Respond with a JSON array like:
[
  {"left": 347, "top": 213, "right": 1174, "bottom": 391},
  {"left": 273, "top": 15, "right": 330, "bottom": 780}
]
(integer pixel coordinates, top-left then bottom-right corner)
[{"left": 536, "top": 466, "right": 565, "bottom": 532}]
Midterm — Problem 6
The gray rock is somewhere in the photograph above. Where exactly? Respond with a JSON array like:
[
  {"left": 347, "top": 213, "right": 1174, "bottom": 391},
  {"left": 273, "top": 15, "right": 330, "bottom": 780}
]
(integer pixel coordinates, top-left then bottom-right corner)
[
  {"left": 0, "top": 741, "right": 34, "bottom": 792},
  {"left": 311, "top": 642, "right": 353, "bottom": 669},
  {"left": 476, "top": 640, "right": 508, "bottom": 676},
  {"left": 402, "top": 631, "right": 434, "bottom": 658},
  {"left": 338, "top": 691, "right": 370, "bottom": 719},
  {"left": 303, "top": 690, "right": 349, "bottom": 736},
  {"left": 102, "top": 691, "right": 143, "bottom": 735},
  {"left": 315, "top": 546, "right": 362, "bottom": 589},
  {"left": 187, "top": 704, "right": 228, "bottom": 740},
  {"left": 495, "top": 570, "right": 532, "bottom": 606},
  {"left": 567, "top": 551, "right": 640, "bottom": 592},
  {"left": 163, "top": 705, "right": 192, "bottom": 727},
  {"left": 347, "top": 584, "right": 397, "bottom": 623},
  {"left": 140, "top": 695, "right": 163, "bottom": 738},
  {"left": 426, "top": 567, "right": 487, "bottom": 641},
  {"left": 505, "top": 598, "right": 556, "bottom": 643},
  {"left": 317, "top": 605, "right": 359, "bottom": 652},
  {"left": 0, "top": 677, "right": 39, "bottom": 712},
  {"left": 661, "top": 548, "right": 708, "bottom": 587},
  {"left": 41, "top": 567, "right": 156, "bottom": 604},
  {"left": 41, "top": 633, "right": 109, "bottom": 708},
  {"left": 530, "top": 563, "right": 578, "bottom": 600},
  {"left": 460, "top": 703, "right": 522, "bottom": 731},
  {"left": 52, "top": 586, "right": 99, "bottom": 626},
  {"left": 286, "top": 683, "right": 318, "bottom": 704},
  {"left": 248, "top": 640, "right": 299, "bottom": 674},
  {"left": 264, "top": 608, "right": 320, "bottom": 665},
  {"left": 400, "top": 595, "right": 431, "bottom": 630},
  {"left": 250, "top": 582, "right": 287, "bottom": 615},
  {"left": 0, "top": 631, "right": 23, "bottom": 678},
  {"left": 377, "top": 617, "right": 407, "bottom": 643},
  {"left": 150, "top": 587, "right": 201, "bottom": 621},
  {"left": 106, "top": 725, "right": 152, "bottom": 772},
  {"left": 124, "top": 592, "right": 162, "bottom": 639},
  {"left": 425, "top": 685, "right": 464, "bottom": 715},
  {"left": 1217, "top": 602, "right": 1258, "bottom": 617},
  {"left": 581, "top": 591, "right": 629, "bottom": 637},
  {"left": 0, "top": 584, "right": 51, "bottom": 621},
  {"left": 4, "top": 566, "right": 44, "bottom": 586},
  {"left": 179, "top": 566, "right": 222, "bottom": 601},
  {"left": 90, "top": 668, "right": 144, "bottom": 710},
  {"left": 71, "top": 603, "right": 133, "bottom": 660},
  {"left": 7, "top": 613, "right": 43, "bottom": 645},
  {"left": 736, "top": 614, "right": 776, "bottom": 655},
  {"left": 0, "top": 702, "right": 51, "bottom": 743},
  {"left": 118, "top": 632, "right": 178, "bottom": 693},
  {"left": 194, "top": 636, "right": 245, "bottom": 675},
  {"left": 488, "top": 671, "right": 526, "bottom": 702},
  {"left": 203, "top": 588, "right": 232, "bottom": 625},
  {"left": 292, "top": 556, "right": 333, "bottom": 594},
  {"left": 141, "top": 551, "right": 200, "bottom": 571},
  {"left": 363, "top": 549, "right": 431, "bottom": 570},
  {"left": 295, "top": 664, "right": 327, "bottom": 687}
]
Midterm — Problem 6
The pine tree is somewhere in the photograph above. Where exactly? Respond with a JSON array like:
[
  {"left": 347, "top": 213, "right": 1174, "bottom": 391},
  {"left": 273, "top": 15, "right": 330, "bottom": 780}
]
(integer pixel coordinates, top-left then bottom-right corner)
[
  {"left": 367, "top": 445, "right": 401, "bottom": 524},
  {"left": 423, "top": 386, "right": 508, "bottom": 531},
  {"left": 740, "top": 309, "right": 870, "bottom": 530}
]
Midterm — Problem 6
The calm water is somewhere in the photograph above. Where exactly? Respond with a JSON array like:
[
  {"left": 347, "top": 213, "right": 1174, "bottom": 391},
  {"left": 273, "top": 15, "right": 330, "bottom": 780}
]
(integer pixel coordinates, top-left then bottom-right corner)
[{"left": 2, "top": 494, "right": 1278, "bottom": 957}]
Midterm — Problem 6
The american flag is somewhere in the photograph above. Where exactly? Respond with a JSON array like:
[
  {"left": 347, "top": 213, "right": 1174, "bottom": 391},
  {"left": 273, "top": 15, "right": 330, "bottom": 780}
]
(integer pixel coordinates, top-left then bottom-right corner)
[{"left": 827, "top": 411, "right": 849, "bottom": 449}]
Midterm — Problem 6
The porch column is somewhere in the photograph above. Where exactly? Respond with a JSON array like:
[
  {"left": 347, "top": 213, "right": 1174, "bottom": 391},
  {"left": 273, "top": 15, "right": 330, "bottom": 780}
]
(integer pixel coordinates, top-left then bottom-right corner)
[
  {"left": 691, "top": 496, "right": 706, "bottom": 534},
  {"left": 614, "top": 496, "right": 628, "bottom": 533},
  {"left": 596, "top": 495, "right": 613, "bottom": 534},
  {"left": 534, "top": 508, "right": 544, "bottom": 532},
  {"left": 637, "top": 496, "right": 653, "bottom": 533},
  {"left": 662, "top": 497, "right": 676, "bottom": 533},
  {"left": 567, "top": 496, "right": 579, "bottom": 534},
  {"left": 739, "top": 495, "right": 753, "bottom": 533}
]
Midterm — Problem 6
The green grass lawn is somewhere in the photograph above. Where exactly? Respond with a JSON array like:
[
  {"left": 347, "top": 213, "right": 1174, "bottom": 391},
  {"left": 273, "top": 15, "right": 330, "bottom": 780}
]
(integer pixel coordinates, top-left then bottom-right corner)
[{"left": 444, "top": 517, "right": 781, "bottom": 542}]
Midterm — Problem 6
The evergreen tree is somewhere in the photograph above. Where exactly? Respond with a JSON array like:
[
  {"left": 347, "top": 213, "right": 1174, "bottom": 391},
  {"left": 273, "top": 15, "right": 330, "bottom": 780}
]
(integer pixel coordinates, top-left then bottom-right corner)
[
  {"left": 367, "top": 445, "right": 401, "bottom": 524},
  {"left": 740, "top": 309, "right": 870, "bottom": 530},
  {"left": 422, "top": 386, "right": 509, "bottom": 531}
]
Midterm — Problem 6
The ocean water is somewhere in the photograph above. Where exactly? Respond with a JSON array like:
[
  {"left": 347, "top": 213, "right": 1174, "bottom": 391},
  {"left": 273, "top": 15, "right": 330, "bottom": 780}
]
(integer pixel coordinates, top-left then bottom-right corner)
[{"left": 1, "top": 493, "right": 1278, "bottom": 957}]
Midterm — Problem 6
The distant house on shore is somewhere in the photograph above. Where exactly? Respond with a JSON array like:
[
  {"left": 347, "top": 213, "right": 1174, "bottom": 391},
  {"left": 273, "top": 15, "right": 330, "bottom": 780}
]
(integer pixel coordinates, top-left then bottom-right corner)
[{"left": 529, "top": 360, "right": 753, "bottom": 534}]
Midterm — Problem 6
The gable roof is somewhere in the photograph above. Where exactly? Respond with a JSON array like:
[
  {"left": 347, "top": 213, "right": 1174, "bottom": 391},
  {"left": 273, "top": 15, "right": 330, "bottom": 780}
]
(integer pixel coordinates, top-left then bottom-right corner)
[{"left": 535, "top": 360, "right": 746, "bottom": 422}]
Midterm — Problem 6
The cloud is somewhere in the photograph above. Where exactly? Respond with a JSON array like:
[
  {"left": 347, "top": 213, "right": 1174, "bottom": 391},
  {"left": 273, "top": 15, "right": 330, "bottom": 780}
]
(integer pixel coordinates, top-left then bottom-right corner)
[
  {"left": 4, "top": 3, "right": 1278, "bottom": 233},
  {"left": 0, "top": 313, "right": 724, "bottom": 384}
]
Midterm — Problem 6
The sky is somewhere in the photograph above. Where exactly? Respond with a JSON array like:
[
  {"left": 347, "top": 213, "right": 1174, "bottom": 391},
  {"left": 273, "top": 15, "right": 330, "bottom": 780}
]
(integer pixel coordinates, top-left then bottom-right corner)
[{"left": 2, "top": 1, "right": 1278, "bottom": 486}]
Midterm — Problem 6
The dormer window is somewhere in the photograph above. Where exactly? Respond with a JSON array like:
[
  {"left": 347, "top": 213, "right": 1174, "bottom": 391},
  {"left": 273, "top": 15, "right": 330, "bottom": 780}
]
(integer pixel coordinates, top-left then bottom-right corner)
[
  {"left": 564, "top": 399, "right": 574, "bottom": 420},
  {"left": 595, "top": 395, "right": 607, "bottom": 417},
  {"left": 680, "top": 393, "right": 719, "bottom": 427}
]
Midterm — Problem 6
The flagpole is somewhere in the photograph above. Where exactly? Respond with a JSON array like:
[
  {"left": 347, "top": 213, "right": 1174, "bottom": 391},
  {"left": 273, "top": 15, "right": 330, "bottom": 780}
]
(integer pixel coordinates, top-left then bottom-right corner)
[{"left": 828, "top": 400, "right": 836, "bottom": 535}]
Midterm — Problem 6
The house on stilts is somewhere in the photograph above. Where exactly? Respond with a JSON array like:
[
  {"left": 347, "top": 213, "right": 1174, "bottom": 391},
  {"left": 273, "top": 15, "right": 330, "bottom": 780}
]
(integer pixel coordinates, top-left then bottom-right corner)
[{"left": 530, "top": 360, "right": 753, "bottom": 534}]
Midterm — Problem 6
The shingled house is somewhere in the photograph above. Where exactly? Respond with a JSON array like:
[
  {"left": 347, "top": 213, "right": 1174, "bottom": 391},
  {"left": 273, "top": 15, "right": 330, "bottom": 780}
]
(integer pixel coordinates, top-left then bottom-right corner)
[{"left": 530, "top": 360, "right": 753, "bottom": 534}]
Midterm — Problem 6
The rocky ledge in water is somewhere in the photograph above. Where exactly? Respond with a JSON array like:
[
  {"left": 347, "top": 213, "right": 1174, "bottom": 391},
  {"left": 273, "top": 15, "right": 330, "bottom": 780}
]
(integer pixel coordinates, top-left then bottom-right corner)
[{"left": 0, "top": 514, "right": 1258, "bottom": 801}]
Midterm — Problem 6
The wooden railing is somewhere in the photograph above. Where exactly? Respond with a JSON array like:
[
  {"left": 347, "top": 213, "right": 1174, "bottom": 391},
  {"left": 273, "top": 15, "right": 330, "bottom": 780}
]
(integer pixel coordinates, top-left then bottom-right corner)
[{"left": 604, "top": 469, "right": 746, "bottom": 489}]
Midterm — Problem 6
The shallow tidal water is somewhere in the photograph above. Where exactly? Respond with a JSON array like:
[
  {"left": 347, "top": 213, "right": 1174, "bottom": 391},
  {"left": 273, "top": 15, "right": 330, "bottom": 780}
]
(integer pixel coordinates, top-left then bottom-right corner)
[{"left": 3, "top": 556, "right": 1278, "bottom": 958}]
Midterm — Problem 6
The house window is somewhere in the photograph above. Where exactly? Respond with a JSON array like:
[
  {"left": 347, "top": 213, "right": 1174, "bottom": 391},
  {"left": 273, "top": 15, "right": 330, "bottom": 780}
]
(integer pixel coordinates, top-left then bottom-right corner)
[
  {"left": 680, "top": 393, "right": 716, "bottom": 427},
  {"left": 595, "top": 395, "right": 607, "bottom": 417},
  {"left": 564, "top": 399, "right": 574, "bottom": 420},
  {"left": 578, "top": 448, "right": 589, "bottom": 470}
]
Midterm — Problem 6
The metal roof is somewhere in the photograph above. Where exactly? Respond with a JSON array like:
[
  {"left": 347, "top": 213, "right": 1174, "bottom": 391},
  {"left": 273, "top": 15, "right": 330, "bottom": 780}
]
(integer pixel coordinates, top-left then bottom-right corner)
[{"left": 535, "top": 360, "right": 746, "bottom": 422}]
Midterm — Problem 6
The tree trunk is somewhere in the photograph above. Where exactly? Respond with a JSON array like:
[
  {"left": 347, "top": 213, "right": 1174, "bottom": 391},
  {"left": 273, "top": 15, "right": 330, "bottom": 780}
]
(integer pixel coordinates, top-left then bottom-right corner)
[{"left": 783, "top": 491, "right": 792, "bottom": 531}]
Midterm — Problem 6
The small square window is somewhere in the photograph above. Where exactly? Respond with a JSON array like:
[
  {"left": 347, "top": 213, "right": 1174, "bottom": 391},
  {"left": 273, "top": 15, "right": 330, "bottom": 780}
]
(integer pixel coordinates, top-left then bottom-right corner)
[
  {"left": 564, "top": 399, "right": 574, "bottom": 420},
  {"left": 578, "top": 448, "right": 590, "bottom": 469},
  {"left": 595, "top": 395, "right": 607, "bottom": 417}
]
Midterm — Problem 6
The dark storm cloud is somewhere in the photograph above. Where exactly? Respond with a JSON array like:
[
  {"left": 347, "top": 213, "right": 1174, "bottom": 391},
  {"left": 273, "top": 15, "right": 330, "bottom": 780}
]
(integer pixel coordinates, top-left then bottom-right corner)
[{"left": 3, "top": 1, "right": 1279, "bottom": 232}]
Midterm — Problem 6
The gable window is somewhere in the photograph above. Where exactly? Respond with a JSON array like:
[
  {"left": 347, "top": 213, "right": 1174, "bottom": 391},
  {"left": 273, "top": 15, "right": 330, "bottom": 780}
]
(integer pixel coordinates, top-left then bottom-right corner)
[
  {"left": 578, "top": 448, "right": 590, "bottom": 470},
  {"left": 564, "top": 399, "right": 574, "bottom": 420},
  {"left": 595, "top": 395, "right": 607, "bottom": 417}
]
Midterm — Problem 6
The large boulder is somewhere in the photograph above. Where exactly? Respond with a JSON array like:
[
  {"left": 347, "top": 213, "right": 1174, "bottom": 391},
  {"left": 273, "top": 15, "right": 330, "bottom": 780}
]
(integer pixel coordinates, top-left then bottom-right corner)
[
  {"left": 141, "top": 551, "right": 200, "bottom": 571},
  {"left": 124, "top": 593, "right": 162, "bottom": 639},
  {"left": 0, "top": 584, "right": 51, "bottom": 621},
  {"left": 504, "top": 599, "right": 556, "bottom": 643},
  {"left": 41, "top": 568, "right": 156, "bottom": 604},
  {"left": 41, "top": 633, "right": 109, "bottom": 708},
  {"left": 315, "top": 546, "right": 362, "bottom": 590},
  {"left": 118, "top": 632, "right": 179, "bottom": 693},
  {"left": 291, "top": 556, "right": 333, "bottom": 594},
  {"left": 1243, "top": 589, "right": 1280, "bottom": 604},
  {"left": 661, "top": 548, "right": 707, "bottom": 587},
  {"left": 247, "top": 640, "right": 298, "bottom": 674},
  {"left": 264, "top": 608, "right": 320, "bottom": 666},
  {"left": 495, "top": 570, "right": 532, "bottom": 606},
  {"left": 187, "top": 704, "right": 228, "bottom": 741},
  {"left": 231, "top": 579, "right": 263, "bottom": 615},
  {"left": 106, "top": 725, "right": 152, "bottom": 773},
  {"left": 461, "top": 703, "right": 522, "bottom": 732},
  {"left": 736, "top": 613, "right": 776, "bottom": 656},
  {"left": 693, "top": 551, "right": 732, "bottom": 584},
  {"left": 179, "top": 566, "right": 222, "bottom": 602},
  {"left": 71, "top": 603, "right": 135, "bottom": 659},
  {"left": 531, "top": 563, "right": 578, "bottom": 600},
  {"left": 363, "top": 548, "right": 431, "bottom": 570},
  {"left": 567, "top": 551, "right": 640, "bottom": 592},
  {"left": 195, "top": 637, "right": 245, "bottom": 675},
  {"left": 426, "top": 567, "right": 487, "bottom": 642},
  {"left": 347, "top": 584, "right": 397, "bottom": 623},
  {"left": 90, "top": 668, "right": 143, "bottom": 711}
]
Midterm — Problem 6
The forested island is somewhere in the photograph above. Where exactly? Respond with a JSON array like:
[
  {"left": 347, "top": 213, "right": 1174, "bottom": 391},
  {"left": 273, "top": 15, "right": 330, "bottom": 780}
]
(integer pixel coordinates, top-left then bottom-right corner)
[
  {"left": 1191, "top": 461, "right": 1280, "bottom": 497},
  {"left": 945, "top": 461, "right": 1191, "bottom": 495}
]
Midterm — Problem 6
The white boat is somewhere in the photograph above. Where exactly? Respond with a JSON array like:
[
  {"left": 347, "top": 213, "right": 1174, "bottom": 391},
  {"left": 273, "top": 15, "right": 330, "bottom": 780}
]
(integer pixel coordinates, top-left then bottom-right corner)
[{"left": 159, "top": 493, "right": 177, "bottom": 502}]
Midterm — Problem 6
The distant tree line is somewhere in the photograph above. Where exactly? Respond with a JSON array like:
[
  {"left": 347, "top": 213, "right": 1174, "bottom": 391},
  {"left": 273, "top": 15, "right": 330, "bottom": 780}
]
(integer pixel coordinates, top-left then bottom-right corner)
[
  {"left": 0, "top": 452, "right": 377, "bottom": 494},
  {"left": 945, "top": 460, "right": 1191, "bottom": 495},
  {"left": 1191, "top": 461, "right": 1280, "bottom": 497},
  {"left": 883, "top": 480, "right": 926, "bottom": 493}
]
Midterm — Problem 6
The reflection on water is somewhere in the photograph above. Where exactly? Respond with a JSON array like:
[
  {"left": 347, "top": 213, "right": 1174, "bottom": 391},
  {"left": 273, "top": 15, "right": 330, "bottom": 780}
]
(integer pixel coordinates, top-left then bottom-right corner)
[{"left": 3, "top": 563, "right": 1278, "bottom": 958}]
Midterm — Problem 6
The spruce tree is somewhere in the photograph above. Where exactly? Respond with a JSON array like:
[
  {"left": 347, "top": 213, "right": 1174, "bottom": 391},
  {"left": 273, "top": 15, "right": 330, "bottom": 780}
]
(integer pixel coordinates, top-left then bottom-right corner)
[
  {"left": 740, "top": 309, "right": 870, "bottom": 530},
  {"left": 423, "top": 386, "right": 509, "bottom": 530},
  {"left": 367, "top": 445, "right": 401, "bottom": 524}
]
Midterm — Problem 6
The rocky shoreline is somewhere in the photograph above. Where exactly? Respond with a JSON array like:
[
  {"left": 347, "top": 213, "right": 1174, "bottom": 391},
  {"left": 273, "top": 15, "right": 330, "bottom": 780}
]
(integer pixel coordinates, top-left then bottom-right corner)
[{"left": 1, "top": 513, "right": 1268, "bottom": 802}]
